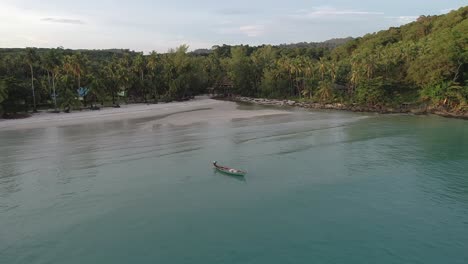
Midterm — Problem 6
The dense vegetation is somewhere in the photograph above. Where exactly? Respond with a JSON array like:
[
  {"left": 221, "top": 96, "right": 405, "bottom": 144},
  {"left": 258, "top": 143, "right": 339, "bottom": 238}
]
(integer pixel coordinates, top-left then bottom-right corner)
[{"left": 0, "top": 7, "right": 466, "bottom": 116}]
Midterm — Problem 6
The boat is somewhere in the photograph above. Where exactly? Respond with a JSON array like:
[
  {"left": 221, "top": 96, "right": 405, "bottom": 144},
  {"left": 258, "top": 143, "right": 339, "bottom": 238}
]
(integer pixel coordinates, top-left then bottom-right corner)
[{"left": 213, "top": 161, "right": 247, "bottom": 177}]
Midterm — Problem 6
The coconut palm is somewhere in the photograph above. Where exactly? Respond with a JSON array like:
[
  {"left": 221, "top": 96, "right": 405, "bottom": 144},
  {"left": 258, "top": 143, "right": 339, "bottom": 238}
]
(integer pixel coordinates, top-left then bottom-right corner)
[
  {"left": 364, "top": 54, "right": 376, "bottom": 80},
  {"left": 318, "top": 57, "right": 327, "bottom": 81},
  {"left": 329, "top": 62, "right": 337, "bottom": 83},
  {"left": 302, "top": 58, "right": 316, "bottom": 99},
  {"left": 315, "top": 81, "right": 334, "bottom": 103},
  {"left": 64, "top": 53, "right": 87, "bottom": 91},
  {"left": 147, "top": 51, "right": 159, "bottom": 102},
  {"left": 43, "top": 49, "right": 63, "bottom": 111},
  {"left": 103, "top": 57, "right": 122, "bottom": 106},
  {"left": 117, "top": 53, "right": 133, "bottom": 99},
  {"left": 0, "top": 79, "right": 7, "bottom": 104},
  {"left": 134, "top": 53, "right": 146, "bottom": 82},
  {"left": 24, "top": 47, "right": 39, "bottom": 112}
]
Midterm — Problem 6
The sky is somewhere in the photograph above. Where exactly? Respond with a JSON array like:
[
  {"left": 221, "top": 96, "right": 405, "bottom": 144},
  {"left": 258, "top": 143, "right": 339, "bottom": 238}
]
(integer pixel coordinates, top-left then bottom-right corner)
[{"left": 0, "top": 0, "right": 465, "bottom": 52}]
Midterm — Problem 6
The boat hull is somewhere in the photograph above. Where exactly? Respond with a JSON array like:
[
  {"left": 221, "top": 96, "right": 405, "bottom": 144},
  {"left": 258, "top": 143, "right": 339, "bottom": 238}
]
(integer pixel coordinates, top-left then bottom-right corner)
[{"left": 214, "top": 167, "right": 246, "bottom": 177}]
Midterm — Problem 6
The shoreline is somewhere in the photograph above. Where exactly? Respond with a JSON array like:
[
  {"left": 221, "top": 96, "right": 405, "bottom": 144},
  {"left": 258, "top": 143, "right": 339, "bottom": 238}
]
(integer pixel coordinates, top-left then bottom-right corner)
[
  {"left": 1, "top": 96, "right": 466, "bottom": 132},
  {"left": 0, "top": 97, "right": 290, "bottom": 131},
  {"left": 224, "top": 96, "right": 468, "bottom": 120}
]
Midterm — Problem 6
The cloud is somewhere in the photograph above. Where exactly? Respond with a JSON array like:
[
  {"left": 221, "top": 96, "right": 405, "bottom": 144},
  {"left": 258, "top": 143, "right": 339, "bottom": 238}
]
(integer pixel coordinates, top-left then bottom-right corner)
[
  {"left": 41, "top": 17, "right": 85, "bottom": 25},
  {"left": 239, "top": 25, "right": 265, "bottom": 37},
  {"left": 217, "top": 8, "right": 256, "bottom": 15},
  {"left": 298, "top": 6, "right": 384, "bottom": 18},
  {"left": 386, "top": 16, "right": 418, "bottom": 24},
  {"left": 291, "top": 6, "right": 419, "bottom": 27},
  {"left": 440, "top": 8, "right": 455, "bottom": 14},
  {"left": 218, "top": 20, "right": 234, "bottom": 25}
]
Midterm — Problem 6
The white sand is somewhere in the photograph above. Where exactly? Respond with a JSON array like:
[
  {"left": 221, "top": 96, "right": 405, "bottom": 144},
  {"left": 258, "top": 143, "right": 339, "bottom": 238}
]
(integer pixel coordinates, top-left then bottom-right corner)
[{"left": 0, "top": 97, "right": 290, "bottom": 131}]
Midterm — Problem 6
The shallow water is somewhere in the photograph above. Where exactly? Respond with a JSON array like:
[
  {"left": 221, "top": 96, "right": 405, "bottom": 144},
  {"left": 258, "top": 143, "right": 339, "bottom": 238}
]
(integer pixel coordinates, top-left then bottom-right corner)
[{"left": 1, "top": 105, "right": 467, "bottom": 264}]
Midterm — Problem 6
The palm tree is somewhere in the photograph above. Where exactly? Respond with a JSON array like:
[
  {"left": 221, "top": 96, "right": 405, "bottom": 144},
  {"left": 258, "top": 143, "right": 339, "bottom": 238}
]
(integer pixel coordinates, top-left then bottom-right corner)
[
  {"left": 318, "top": 57, "right": 327, "bottom": 81},
  {"left": 117, "top": 53, "right": 133, "bottom": 101},
  {"left": 51, "top": 66, "right": 61, "bottom": 112},
  {"left": 364, "top": 54, "right": 376, "bottom": 80},
  {"left": 349, "top": 57, "right": 362, "bottom": 94},
  {"left": 292, "top": 57, "right": 304, "bottom": 98},
  {"left": 350, "top": 69, "right": 360, "bottom": 94},
  {"left": 24, "top": 47, "right": 39, "bottom": 112},
  {"left": 316, "top": 81, "right": 334, "bottom": 103},
  {"left": 134, "top": 53, "right": 146, "bottom": 82},
  {"left": 3, "top": 54, "right": 14, "bottom": 75},
  {"left": 302, "top": 59, "right": 315, "bottom": 99},
  {"left": 43, "top": 49, "right": 62, "bottom": 111},
  {"left": 0, "top": 79, "right": 7, "bottom": 104},
  {"left": 87, "top": 72, "right": 106, "bottom": 109},
  {"left": 147, "top": 51, "right": 159, "bottom": 102},
  {"left": 104, "top": 58, "right": 120, "bottom": 106},
  {"left": 279, "top": 57, "right": 296, "bottom": 97},
  {"left": 329, "top": 62, "right": 337, "bottom": 83},
  {"left": 133, "top": 53, "right": 148, "bottom": 102},
  {"left": 64, "top": 53, "right": 87, "bottom": 91},
  {"left": 58, "top": 75, "right": 79, "bottom": 113}
]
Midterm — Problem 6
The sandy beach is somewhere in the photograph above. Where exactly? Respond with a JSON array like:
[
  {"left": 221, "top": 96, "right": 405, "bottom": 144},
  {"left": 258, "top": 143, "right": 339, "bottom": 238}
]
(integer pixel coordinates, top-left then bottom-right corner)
[{"left": 0, "top": 97, "right": 290, "bottom": 131}]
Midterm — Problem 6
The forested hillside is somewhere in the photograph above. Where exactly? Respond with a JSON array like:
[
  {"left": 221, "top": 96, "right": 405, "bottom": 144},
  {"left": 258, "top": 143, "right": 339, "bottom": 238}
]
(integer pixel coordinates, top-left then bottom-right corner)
[
  {"left": 329, "top": 7, "right": 467, "bottom": 110},
  {"left": 0, "top": 7, "right": 466, "bottom": 116}
]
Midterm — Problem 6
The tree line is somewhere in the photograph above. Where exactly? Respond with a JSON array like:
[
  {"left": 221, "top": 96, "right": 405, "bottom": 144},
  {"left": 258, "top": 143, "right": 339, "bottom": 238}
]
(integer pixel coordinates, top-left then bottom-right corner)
[
  {"left": 0, "top": 6, "right": 466, "bottom": 116},
  {"left": 0, "top": 45, "right": 210, "bottom": 115}
]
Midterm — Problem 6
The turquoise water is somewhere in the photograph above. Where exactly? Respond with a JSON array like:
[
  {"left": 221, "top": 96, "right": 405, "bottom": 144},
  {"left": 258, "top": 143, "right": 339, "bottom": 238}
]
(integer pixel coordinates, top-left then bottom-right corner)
[{"left": 1, "top": 105, "right": 468, "bottom": 264}]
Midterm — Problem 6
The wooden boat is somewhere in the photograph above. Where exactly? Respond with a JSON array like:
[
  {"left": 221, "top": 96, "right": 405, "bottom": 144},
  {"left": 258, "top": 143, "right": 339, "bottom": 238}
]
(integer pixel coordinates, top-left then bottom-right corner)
[{"left": 213, "top": 161, "right": 247, "bottom": 177}]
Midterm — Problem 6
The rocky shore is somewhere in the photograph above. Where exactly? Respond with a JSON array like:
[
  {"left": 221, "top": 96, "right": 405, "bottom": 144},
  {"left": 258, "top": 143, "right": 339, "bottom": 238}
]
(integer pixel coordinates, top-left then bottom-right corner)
[{"left": 225, "top": 96, "right": 468, "bottom": 120}]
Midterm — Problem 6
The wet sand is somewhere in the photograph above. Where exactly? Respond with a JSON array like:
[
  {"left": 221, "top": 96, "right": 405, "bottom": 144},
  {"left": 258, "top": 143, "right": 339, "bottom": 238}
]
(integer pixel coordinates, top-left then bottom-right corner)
[{"left": 0, "top": 97, "right": 290, "bottom": 131}]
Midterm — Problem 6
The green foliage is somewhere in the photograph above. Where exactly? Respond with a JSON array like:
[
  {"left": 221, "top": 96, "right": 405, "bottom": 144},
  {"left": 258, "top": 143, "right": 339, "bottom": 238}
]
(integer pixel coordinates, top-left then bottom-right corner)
[
  {"left": 59, "top": 88, "right": 81, "bottom": 112},
  {"left": 0, "top": 7, "right": 466, "bottom": 115},
  {"left": 421, "top": 82, "right": 468, "bottom": 110},
  {"left": 0, "top": 77, "right": 30, "bottom": 113},
  {"left": 314, "top": 81, "right": 335, "bottom": 103},
  {"left": 228, "top": 46, "right": 256, "bottom": 96},
  {"left": 164, "top": 45, "right": 197, "bottom": 99},
  {"left": 24, "top": 47, "right": 39, "bottom": 67},
  {"left": 355, "top": 78, "right": 386, "bottom": 105},
  {"left": 0, "top": 79, "right": 7, "bottom": 104},
  {"left": 259, "top": 68, "right": 289, "bottom": 98},
  {"left": 88, "top": 73, "right": 108, "bottom": 106}
]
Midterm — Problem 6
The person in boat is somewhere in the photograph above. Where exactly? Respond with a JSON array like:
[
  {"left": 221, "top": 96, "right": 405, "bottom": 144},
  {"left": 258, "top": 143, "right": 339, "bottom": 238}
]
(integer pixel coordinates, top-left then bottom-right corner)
[
  {"left": 214, "top": 161, "right": 230, "bottom": 170},
  {"left": 214, "top": 161, "right": 242, "bottom": 173}
]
